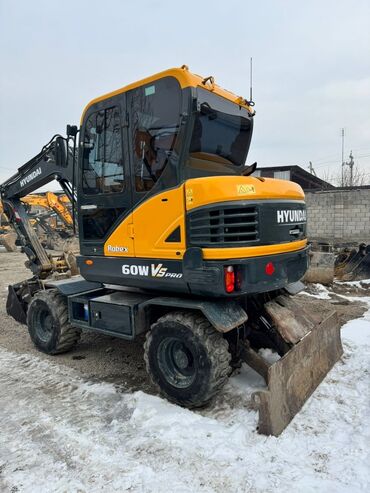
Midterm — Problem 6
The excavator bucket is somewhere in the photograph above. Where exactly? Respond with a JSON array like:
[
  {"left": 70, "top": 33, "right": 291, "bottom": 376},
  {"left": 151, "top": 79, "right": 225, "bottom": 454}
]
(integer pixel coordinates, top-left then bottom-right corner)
[
  {"left": 335, "top": 243, "right": 370, "bottom": 280},
  {"left": 242, "top": 295, "right": 342, "bottom": 436},
  {"left": 0, "top": 231, "right": 17, "bottom": 252}
]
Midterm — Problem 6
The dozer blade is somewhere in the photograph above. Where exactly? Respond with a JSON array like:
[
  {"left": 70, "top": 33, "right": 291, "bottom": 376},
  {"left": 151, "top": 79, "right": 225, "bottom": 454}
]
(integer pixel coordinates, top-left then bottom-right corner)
[{"left": 244, "top": 300, "right": 343, "bottom": 436}]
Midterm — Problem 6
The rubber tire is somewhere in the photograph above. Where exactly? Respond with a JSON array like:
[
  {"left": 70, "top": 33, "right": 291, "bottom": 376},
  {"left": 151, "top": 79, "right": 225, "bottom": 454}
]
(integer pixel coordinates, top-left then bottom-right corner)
[
  {"left": 144, "top": 311, "right": 231, "bottom": 408},
  {"left": 27, "top": 289, "right": 81, "bottom": 355}
]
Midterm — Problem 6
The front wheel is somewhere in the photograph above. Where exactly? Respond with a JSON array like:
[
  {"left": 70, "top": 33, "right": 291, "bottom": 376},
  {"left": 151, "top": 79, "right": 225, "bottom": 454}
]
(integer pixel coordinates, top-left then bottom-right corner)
[
  {"left": 27, "top": 289, "right": 81, "bottom": 355},
  {"left": 144, "top": 311, "right": 231, "bottom": 408}
]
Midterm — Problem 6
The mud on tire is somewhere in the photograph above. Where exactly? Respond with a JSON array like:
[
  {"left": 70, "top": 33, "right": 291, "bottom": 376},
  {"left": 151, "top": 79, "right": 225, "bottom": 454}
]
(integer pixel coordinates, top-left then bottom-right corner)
[
  {"left": 144, "top": 311, "right": 231, "bottom": 408},
  {"left": 27, "top": 289, "right": 81, "bottom": 355}
]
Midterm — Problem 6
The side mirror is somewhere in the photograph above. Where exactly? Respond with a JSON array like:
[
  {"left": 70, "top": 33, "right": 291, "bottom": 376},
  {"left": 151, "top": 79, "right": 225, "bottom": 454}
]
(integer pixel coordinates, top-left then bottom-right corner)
[
  {"left": 55, "top": 136, "right": 68, "bottom": 167},
  {"left": 66, "top": 124, "right": 78, "bottom": 137}
]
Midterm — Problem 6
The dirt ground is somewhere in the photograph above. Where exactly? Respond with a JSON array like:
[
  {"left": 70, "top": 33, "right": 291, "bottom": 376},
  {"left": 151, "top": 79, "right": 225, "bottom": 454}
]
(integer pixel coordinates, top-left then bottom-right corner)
[
  {"left": 0, "top": 250, "right": 155, "bottom": 394},
  {"left": 0, "top": 249, "right": 367, "bottom": 394}
]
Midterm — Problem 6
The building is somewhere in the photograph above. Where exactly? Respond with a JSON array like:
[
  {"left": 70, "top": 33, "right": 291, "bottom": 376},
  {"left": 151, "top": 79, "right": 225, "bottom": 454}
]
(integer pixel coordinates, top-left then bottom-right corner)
[{"left": 254, "top": 165, "right": 334, "bottom": 191}]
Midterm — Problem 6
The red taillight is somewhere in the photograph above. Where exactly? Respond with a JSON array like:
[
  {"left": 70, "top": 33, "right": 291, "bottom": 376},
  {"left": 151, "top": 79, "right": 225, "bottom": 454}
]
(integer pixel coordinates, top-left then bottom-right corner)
[
  {"left": 265, "top": 262, "right": 275, "bottom": 276},
  {"left": 224, "top": 266, "right": 235, "bottom": 293}
]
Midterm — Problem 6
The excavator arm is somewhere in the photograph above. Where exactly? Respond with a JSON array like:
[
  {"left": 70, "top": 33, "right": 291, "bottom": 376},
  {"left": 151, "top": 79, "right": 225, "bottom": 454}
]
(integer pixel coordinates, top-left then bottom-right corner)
[{"left": 0, "top": 134, "right": 76, "bottom": 277}]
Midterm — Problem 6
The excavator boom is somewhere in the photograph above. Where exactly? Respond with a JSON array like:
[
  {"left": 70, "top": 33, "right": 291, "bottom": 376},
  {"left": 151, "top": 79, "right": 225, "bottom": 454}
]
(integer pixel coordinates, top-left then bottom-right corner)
[{"left": 0, "top": 135, "right": 76, "bottom": 276}]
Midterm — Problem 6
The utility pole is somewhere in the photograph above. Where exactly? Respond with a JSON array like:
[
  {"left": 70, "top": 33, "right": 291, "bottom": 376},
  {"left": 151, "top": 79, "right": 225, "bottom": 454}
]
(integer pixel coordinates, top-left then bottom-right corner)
[
  {"left": 348, "top": 151, "right": 354, "bottom": 187},
  {"left": 348, "top": 151, "right": 355, "bottom": 187},
  {"left": 342, "top": 150, "right": 355, "bottom": 187},
  {"left": 341, "top": 128, "right": 345, "bottom": 187}
]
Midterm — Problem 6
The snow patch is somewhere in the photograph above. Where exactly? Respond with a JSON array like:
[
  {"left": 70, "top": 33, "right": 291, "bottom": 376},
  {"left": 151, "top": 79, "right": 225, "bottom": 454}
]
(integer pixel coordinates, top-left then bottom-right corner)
[
  {"left": 335, "top": 279, "right": 370, "bottom": 289},
  {"left": 0, "top": 300, "right": 370, "bottom": 492},
  {"left": 341, "top": 296, "right": 370, "bottom": 345},
  {"left": 299, "top": 283, "right": 332, "bottom": 299}
]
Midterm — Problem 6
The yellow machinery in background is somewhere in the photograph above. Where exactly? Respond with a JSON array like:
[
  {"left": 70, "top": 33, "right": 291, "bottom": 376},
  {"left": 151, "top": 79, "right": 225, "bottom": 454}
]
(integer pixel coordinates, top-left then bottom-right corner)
[
  {"left": 1, "top": 192, "right": 74, "bottom": 251},
  {"left": 21, "top": 192, "right": 73, "bottom": 227}
]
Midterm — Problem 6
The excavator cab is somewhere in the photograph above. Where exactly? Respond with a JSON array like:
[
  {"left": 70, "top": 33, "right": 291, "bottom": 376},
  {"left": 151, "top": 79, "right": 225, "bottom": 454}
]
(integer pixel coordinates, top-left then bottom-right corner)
[{"left": 77, "top": 73, "right": 253, "bottom": 257}]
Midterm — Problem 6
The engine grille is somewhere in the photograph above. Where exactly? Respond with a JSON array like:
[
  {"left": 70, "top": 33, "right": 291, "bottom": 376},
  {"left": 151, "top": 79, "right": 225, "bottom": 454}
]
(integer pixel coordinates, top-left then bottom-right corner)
[{"left": 188, "top": 204, "right": 259, "bottom": 247}]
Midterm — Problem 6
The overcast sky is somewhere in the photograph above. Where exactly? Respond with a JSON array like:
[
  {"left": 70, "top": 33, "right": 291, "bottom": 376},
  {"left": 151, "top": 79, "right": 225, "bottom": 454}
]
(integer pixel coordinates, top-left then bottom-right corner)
[{"left": 1, "top": 0, "right": 369, "bottom": 186}]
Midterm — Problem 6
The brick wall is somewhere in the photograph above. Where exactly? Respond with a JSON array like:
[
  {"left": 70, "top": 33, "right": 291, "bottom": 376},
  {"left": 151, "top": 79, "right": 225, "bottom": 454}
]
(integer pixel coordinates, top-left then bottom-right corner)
[{"left": 305, "top": 188, "right": 370, "bottom": 244}]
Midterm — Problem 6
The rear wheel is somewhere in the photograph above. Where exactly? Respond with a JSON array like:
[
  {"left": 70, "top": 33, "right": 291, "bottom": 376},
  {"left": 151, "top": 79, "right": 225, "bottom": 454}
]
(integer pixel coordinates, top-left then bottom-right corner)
[
  {"left": 27, "top": 289, "right": 81, "bottom": 354},
  {"left": 144, "top": 311, "right": 231, "bottom": 408}
]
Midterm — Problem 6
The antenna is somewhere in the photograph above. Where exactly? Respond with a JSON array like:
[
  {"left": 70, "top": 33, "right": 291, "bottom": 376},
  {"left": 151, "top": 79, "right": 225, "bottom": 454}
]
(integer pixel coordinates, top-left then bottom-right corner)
[
  {"left": 249, "top": 57, "right": 253, "bottom": 103},
  {"left": 308, "top": 161, "right": 317, "bottom": 176}
]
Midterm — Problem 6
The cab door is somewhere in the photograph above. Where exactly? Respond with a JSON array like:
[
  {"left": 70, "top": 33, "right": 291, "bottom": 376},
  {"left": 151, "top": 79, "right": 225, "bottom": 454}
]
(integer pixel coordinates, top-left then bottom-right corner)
[
  {"left": 78, "top": 96, "right": 134, "bottom": 257},
  {"left": 126, "top": 76, "right": 184, "bottom": 259}
]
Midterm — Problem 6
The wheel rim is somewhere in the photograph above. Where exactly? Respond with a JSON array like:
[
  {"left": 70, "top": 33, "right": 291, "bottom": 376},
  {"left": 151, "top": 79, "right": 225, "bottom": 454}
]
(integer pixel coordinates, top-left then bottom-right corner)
[
  {"left": 157, "top": 337, "right": 196, "bottom": 389},
  {"left": 35, "top": 307, "right": 54, "bottom": 343}
]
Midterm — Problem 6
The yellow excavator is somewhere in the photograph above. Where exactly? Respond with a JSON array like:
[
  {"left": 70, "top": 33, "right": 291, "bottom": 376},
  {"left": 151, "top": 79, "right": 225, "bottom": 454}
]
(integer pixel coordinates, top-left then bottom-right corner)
[
  {"left": 0, "top": 66, "right": 342, "bottom": 436},
  {"left": 1, "top": 192, "right": 73, "bottom": 251},
  {"left": 21, "top": 191, "right": 73, "bottom": 227},
  {"left": 21, "top": 192, "right": 75, "bottom": 250}
]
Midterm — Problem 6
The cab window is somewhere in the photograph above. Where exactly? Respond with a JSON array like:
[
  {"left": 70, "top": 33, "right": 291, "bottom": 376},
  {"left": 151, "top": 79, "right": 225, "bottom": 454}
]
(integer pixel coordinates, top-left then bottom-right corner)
[
  {"left": 187, "top": 89, "right": 253, "bottom": 177},
  {"left": 82, "top": 107, "right": 124, "bottom": 194}
]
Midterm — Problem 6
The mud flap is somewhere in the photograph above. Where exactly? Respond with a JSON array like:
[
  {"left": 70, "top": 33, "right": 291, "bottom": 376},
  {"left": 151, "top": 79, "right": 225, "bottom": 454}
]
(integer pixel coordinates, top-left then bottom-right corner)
[{"left": 251, "top": 311, "right": 342, "bottom": 436}]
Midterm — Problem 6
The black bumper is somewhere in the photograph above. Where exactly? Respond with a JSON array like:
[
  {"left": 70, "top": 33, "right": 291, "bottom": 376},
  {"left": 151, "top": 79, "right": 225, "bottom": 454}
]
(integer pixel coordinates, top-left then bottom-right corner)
[{"left": 184, "top": 247, "right": 310, "bottom": 297}]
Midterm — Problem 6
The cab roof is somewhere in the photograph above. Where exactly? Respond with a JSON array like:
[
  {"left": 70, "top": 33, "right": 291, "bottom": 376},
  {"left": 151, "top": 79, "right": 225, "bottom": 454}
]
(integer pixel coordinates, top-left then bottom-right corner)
[{"left": 81, "top": 65, "right": 255, "bottom": 123}]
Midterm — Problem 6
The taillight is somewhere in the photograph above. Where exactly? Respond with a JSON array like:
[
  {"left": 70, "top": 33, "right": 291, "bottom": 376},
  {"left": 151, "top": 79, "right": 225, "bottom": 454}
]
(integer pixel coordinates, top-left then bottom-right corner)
[
  {"left": 224, "top": 266, "right": 235, "bottom": 293},
  {"left": 265, "top": 262, "right": 275, "bottom": 276}
]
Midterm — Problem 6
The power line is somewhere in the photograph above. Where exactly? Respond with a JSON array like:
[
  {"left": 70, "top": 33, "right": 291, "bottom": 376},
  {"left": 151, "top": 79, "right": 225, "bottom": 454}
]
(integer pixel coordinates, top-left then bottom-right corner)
[
  {"left": 310, "top": 153, "right": 370, "bottom": 169},
  {"left": 310, "top": 147, "right": 370, "bottom": 166}
]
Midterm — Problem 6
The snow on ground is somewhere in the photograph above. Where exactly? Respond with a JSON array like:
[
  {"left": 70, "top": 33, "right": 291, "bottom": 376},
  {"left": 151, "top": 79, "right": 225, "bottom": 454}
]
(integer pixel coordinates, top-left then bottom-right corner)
[
  {"left": 335, "top": 279, "right": 370, "bottom": 289},
  {"left": 1, "top": 301, "right": 370, "bottom": 492},
  {"left": 341, "top": 296, "right": 370, "bottom": 345},
  {"left": 298, "top": 283, "right": 332, "bottom": 299}
]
